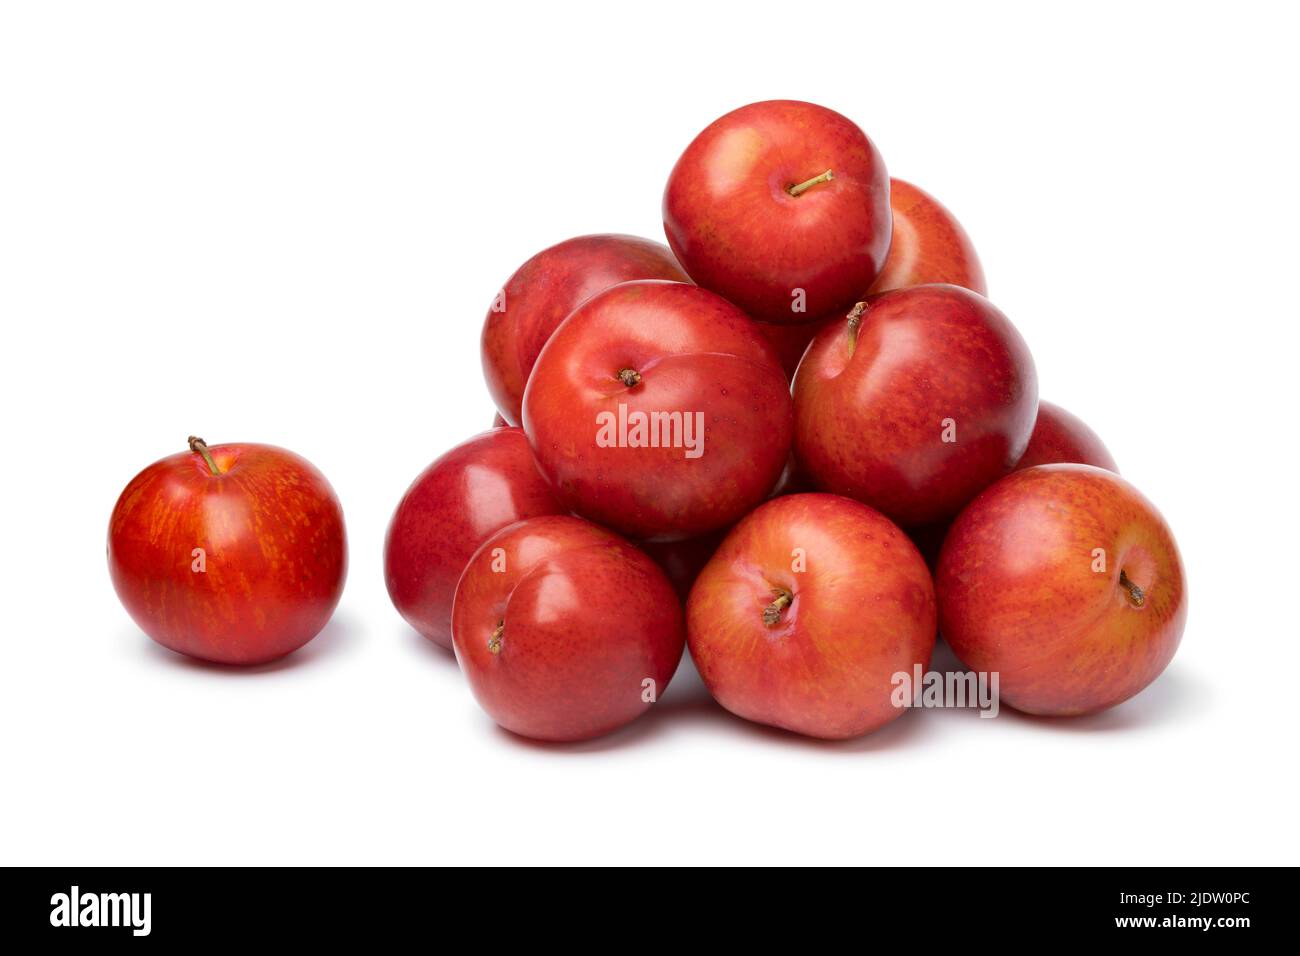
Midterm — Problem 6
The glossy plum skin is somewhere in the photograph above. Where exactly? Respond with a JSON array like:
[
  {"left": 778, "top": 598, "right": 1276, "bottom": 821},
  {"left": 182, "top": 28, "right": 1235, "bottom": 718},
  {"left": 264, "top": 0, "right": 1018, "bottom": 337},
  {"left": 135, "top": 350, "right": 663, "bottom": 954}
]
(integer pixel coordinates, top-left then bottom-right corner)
[
  {"left": 793, "top": 284, "right": 1038, "bottom": 527},
  {"left": 522, "top": 280, "right": 793, "bottom": 541},
  {"left": 937, "top": 465, "right": 1186, "bottom": 716},
  {"left": 910, "top": 402, "right": 1117, "bottom": 570},
  {"left": 663, "top": 100, "right": 891, "bottom": 324},
  {"left": 452, "top": 515, "right": 685, "bottom": 741},
  {"left": 687, "top": 494, "right": 936, "bottom": 739},
  {"left": 384, "top": 427, "right": 565, "bottom": 649},
  {"left": 108, "top": 442, "right": 347, "bottom": 665},
  {"left": 1015, "top": 400, "right": 1118, "bottom": 472},
  {"left": 755, "top": 178, "right": 986, "bottom": 379},
  {"left": 867, "top": 178, "right": 987, "bottom": 296},
  {"left": 481, "top": 234, "right": 688, "bottom": 425}
]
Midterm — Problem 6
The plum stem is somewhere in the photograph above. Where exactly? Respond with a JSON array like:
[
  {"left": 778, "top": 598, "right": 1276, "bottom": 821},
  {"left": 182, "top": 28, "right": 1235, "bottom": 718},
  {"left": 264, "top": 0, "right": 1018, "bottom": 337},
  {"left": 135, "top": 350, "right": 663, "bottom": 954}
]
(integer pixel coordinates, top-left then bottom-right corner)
[
  {"left": 846, "top": 301, "right": 867, "bottom": 351},
  {"left": 187, "top": 436, "right": 222, "bottom": 475},
  {"left": 488, "top": 621, "right": 504, "bottom": 654},
  {"left": 787, "top": 169, "right": 834, "bottom": 197},
  {"left": 762, "top": 587, "right": 793, "bottom": 627},
  {"left": 1119, "top": 570, "right": 1146, "bottom": 607},
  {"left": 617, "top": 368, "right": 642, "bottom": 387}
]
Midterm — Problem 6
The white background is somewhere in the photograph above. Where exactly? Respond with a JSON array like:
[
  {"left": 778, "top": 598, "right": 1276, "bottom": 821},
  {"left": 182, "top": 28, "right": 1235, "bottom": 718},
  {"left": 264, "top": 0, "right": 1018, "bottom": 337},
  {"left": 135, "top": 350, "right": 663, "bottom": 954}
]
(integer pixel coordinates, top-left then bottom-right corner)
[{"left": 2, "top": 1, "right": 1296, "bottom": 866}]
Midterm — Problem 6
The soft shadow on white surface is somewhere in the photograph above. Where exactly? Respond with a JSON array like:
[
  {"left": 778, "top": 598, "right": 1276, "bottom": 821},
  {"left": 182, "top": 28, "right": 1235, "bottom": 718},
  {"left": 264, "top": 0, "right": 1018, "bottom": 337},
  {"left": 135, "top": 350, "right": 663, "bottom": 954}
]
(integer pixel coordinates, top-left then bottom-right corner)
[
  {"left": 483, "top": 664, "right": 1202, "bottom": 753},
  {"left": 1000, "top": 666, "right": 1207, "bottom": 734},
  {"left": 134, "top": 609, "right": 364, "bottom": 675},
  {"left": 400, "top": 623, "right": 461, "bottom": 671},
  {"left": 407, "top": 627, "right": 1205, "bottom": 753}
]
